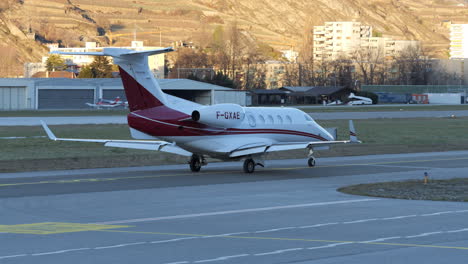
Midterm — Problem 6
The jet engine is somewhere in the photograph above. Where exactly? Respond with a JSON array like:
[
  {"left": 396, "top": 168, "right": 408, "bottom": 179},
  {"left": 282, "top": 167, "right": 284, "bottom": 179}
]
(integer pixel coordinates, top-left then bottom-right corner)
[{"left": 191, "top": 104, "right": 245, "bottom": 128}]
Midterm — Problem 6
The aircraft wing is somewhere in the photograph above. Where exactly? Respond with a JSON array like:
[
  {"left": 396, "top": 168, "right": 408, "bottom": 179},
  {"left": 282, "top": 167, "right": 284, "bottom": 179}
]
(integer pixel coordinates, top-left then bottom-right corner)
[
  {"left": 229, "top": 120, "right": 360, "bottom": 158},
  {"left": 40, "top": 121, "right": 192, "bottom": 157}
]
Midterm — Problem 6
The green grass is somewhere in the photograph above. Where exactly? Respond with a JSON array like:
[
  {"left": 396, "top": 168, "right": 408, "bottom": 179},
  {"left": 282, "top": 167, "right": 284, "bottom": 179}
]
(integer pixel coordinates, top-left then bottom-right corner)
[{"left": 1, "top": 117, "right": 468, "bottom": 172}]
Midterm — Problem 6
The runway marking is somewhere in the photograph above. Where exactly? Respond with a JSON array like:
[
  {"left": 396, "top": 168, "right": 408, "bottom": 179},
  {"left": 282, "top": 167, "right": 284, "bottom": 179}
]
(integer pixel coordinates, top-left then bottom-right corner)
[
  {"left": 0, "top": 222, "right": 130, "bottom": 235},
  {"left": 446, "top": 228, "right": 468, "bottom": 233},
  {"left": 405, "top": 232, "right": 443, "bottom": 239},
  {"left": 94, "top": 199, "right": 378, "bottom": 225},
  {"left": 31, "top": 248, "right": 90, "bottom": 256},
  {"left": 254, "top": 227, "right": 296, "bottom": 233},
  {"left": 298, "top": 222, "right": 338, "bottom": 228},
  {"left": 0, "top": 254, "right": 27, "bottom": 259},
  {"left": 2, "top": 156, "right": 468, "bottom": 188},
  {"left": 307, "top": 242, "right": 353, "bottom": 250},
  {"left": 343, "top": 218, "right": 378, "bottom": 224},
  {"left": 99, "top": 229, "right": 468, "bottom": 251},
  {"left": 421, "top": 211, "right": 455, "bottom": 216},
  {"left": 3, "top": 227, "right": 468, "bottom": 261},
  {"left": 380, "top": 215, "right": 417, "bottom": 220},
  {"left": 254, "top": 248, "right": 303, "bottom": 256},
  {"left": 94, "top": 242, "right": 146, "bottom": 250},
  {"left": 194, "top": 254, "right": 250, "bottom": 263},
  {"left": 360, "top": 237, "right": 401, "bottom": 243},
  {"left": 150, "top": 237, "right": 196, "bottom": 243}
]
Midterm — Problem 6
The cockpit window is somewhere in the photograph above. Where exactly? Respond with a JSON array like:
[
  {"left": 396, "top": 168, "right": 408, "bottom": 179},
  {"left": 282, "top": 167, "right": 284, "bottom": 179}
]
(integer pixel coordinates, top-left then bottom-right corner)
[
  {"left": 304, "top": 114, "right": 313, "bottom": 121},
  {"left": 286, "top": 115, "right": 293, "bottom": 124}
]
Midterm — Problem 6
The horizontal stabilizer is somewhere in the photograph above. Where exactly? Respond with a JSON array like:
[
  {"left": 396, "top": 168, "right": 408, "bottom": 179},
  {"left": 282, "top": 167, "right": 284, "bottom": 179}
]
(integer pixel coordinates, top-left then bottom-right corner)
[{"left": 50, "top": 47, "right": 174, "bottom": 57}]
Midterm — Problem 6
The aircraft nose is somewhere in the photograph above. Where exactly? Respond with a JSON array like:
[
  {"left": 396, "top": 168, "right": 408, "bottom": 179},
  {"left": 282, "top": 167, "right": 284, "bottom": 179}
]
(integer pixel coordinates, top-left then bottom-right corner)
[{"left": 319, "top": 127, "right": 335, "bottom": 141}]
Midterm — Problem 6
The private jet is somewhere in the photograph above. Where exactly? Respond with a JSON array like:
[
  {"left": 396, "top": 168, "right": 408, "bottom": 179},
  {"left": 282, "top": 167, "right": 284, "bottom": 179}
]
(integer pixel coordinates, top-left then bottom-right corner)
[{"left": 41, "top": 47, "right": 361, "bottom": 173}]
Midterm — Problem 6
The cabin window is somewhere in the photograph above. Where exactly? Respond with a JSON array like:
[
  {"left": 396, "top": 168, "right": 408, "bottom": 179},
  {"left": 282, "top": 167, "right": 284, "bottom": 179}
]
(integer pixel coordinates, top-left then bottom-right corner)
[
  {"left": 258, "top": 115, "right": 265, "bottom": 124},
  {"left": 277, "top": 115, "right": 283, "bottom": 124},
  {"left": 267, "top": 115, "right": 274, "bottom": 124},
  {"left": 286, "top": 115, "right": 293, "bottom": 124},
  {"left": 247, "top": 114, "right": 256, "bottom": 127}
]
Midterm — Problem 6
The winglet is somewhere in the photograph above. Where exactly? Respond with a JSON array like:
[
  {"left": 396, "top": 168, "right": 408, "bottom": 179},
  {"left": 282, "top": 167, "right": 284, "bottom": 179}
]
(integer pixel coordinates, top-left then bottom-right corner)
[
  {"left": 349, "top": 120, "right": 360, "bottom": 143},
  {"left": 40, "top": 120, "right": 57, "bottom": 141}
]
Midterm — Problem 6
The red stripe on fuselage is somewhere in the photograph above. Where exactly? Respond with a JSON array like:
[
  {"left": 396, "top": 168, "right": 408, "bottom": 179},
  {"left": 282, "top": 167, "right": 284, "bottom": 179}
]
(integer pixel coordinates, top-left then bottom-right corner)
[
  {"left": 119, "top": 67, "right": 163, "bottom": 111},
  {"left": 128, "top": 109, "right": 328, "bottom": 141}
]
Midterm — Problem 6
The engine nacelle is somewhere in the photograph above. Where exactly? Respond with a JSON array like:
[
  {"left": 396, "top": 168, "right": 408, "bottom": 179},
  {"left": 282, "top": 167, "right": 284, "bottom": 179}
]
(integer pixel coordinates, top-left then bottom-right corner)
[{"left": 192, "top": 104, "right": 245, "bottom": 128}]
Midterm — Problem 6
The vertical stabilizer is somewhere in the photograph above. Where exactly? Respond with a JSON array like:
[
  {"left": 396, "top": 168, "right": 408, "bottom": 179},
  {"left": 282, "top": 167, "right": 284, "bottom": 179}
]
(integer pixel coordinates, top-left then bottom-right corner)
[{"left": 50, "top": 47, "right": 174, "bottom": 111}]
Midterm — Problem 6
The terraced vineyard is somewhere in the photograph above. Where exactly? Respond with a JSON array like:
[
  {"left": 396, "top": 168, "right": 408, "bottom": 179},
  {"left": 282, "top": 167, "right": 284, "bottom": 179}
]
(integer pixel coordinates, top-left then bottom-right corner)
[{"left": 1, "top": 0, "right": 467, "bottom": 76}]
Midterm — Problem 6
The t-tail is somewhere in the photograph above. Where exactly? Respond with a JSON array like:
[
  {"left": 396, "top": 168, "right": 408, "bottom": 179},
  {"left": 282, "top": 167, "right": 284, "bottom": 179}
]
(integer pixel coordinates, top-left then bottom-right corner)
[{"left": 50, "top": 47, "right": 174, "bottom": 111}]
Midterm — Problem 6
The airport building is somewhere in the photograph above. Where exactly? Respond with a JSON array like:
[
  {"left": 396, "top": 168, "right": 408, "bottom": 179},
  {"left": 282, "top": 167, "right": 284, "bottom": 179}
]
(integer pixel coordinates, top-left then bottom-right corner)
[{"left": 0, "top": 78, "right": 249, "bottom": 110}]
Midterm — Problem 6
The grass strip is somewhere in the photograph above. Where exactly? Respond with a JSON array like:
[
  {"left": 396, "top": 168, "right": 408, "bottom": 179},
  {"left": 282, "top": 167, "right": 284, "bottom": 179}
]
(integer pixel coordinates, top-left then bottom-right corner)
[
  {"left": 338, "top": 178, "right": 468, "bottom": 202},
  {"left": 1, "top": 117, "right": 468, "bottom": 172}
]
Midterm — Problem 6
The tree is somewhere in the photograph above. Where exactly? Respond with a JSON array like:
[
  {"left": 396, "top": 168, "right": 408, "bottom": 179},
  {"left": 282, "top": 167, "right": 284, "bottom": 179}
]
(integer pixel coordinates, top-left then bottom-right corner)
[
  {"left": 46, "top": 55, "right": 67, "bottom": 71},
  {"left": 89, "top": 56, "right": 113, "bottom": 78},
  {"left": 392, "top": 45, "right": 431, "bottom": 85},
  {"left": 77, "top": 65, "right": 94, "bottom": 78},
  {"left": 77, "top": 56, "right": 113, "bottom": 78},
  {"left": 352, "top": 46, "right": 384, "bottom": 85}
]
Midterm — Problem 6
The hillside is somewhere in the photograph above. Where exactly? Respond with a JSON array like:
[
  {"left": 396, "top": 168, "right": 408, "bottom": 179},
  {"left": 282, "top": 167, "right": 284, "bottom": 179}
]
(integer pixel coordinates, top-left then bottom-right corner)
[{"left": 0, "top": 0, "right": 467, "bottom": 76}]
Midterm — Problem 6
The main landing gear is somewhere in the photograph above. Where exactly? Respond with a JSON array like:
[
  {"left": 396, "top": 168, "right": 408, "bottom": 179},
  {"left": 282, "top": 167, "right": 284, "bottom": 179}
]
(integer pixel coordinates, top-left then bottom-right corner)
[
  {"left": 189, "top": 154, "right": 206, "bottom": 172},
  {"left": 243, "top": 156, "right": 265, "bottom": 173}
]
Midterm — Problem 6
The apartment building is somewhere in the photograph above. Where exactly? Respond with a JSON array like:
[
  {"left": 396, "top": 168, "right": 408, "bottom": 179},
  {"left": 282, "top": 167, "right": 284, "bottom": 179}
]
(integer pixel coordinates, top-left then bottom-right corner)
[
  {"left": 313, "top": 21, "right": 372, "bottom": 61},
  {"left": 314, "top": 21, "right": 419, "bottom": 61},
  {"left": 450, "top": 24, "right": 468, "bottom": 59}
]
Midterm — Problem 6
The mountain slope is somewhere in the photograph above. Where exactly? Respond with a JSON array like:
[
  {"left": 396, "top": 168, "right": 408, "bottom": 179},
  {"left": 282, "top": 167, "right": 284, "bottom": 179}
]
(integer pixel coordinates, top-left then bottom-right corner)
[{"left": 0, "top": 0, "right": 467, "bottom": 76}]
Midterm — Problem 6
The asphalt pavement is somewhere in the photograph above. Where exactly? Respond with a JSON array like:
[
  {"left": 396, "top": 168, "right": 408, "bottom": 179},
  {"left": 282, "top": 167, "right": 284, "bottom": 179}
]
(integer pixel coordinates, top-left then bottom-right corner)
[
  {"left": 2, "top": 109, "right": 468, "bottom": 126},
  {"left": 1, "top": 151, "right": 468, "bottom": 263}
]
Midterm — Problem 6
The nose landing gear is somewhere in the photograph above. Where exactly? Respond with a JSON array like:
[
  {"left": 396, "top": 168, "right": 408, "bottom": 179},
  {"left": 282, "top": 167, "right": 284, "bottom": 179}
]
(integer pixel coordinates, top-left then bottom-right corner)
[{"left": 307, "top": 148, "right": 316, "bottom": 167}]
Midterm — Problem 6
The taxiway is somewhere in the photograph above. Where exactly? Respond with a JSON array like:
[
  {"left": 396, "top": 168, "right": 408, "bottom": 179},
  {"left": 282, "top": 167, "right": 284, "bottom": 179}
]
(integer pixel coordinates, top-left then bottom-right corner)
[{"left": 1, "top": 151, "right": 468, "bottom": 263}]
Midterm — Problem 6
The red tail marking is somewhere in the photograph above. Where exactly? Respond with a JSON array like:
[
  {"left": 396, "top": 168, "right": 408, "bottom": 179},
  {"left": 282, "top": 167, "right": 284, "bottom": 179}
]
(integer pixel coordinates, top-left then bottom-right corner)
[{"left": 119, "top": 67, "right": 163, "bottom": 111}]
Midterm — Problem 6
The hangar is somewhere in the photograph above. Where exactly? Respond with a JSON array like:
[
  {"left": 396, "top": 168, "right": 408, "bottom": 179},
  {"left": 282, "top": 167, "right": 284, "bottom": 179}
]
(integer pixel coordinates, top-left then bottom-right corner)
[{"left": 0, "top": 78, "right": 249, "bottom": 110}]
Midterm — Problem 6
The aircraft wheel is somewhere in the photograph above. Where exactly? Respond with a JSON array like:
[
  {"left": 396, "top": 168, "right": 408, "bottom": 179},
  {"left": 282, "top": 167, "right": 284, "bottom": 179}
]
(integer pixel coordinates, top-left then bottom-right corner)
[
  {"left": 243, "top": 159, "right": 255, "bottom": 173},
  {"left": 190, "top": 156, "right": 201, "bottom": 172},
  {"left": 308, "top": 157, "right": 316, "bottom": 167}
]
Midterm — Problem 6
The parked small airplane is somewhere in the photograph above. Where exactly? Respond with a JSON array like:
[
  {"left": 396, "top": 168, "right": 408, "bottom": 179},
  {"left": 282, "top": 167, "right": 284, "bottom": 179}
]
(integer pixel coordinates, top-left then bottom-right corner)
[
  {"left": 347, "top": 93, "right": 373, "bottom": 105},
  {"left": 41, "top": 47, "right": 361, "bottom": 173},
  {"left": 86, "top": 97, "right": 128, "bottom": 108}
]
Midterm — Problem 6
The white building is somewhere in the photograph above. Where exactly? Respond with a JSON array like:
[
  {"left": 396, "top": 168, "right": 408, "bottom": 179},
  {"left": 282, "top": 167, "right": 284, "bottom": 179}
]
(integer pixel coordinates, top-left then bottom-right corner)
[
  {"left": 450, "top": 24, "right": 468, "bottom": 59},
  {"left": 281, "top": 49, "right": 299, "bottom": 62},
  {"left": 42, "top": 41, "right": 166, "bottom": 78},
  {"left": 313, "top": 22, "right": 372, "bottom": 60},
  {"left": 313, "top": 21, "right": 419, "bottom": 61}
]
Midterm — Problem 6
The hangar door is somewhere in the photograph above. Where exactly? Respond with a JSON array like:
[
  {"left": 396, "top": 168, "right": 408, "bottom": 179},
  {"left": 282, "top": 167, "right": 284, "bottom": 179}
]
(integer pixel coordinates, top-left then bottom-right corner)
[
  {"left": 38, "top": 89, "right": 94, "bottom": 109},
  {"left": 102, "top": 89, "right": 127, "bottom": 101},
  {"left": 0, "top": 86, "right": 27, "bottom": 110}
]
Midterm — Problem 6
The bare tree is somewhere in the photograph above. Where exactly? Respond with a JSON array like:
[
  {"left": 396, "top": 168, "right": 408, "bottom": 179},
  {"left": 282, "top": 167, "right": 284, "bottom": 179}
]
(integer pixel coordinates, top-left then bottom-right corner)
[
  {"left": 352, "top": 46, "right": 385, "bottom": 85},
  {"left": 392, "top": 45, "right": 431, "bottom": 85}
]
